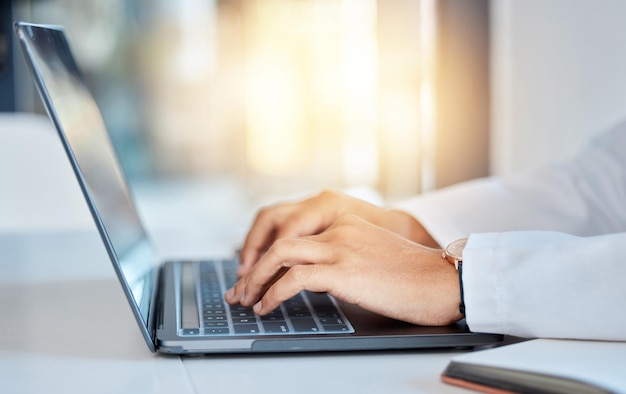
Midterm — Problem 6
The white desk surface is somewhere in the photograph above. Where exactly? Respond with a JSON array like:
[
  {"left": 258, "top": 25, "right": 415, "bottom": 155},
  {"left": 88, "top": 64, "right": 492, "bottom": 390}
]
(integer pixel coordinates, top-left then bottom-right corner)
[
  {"left": 0, "top": 113, "right": 473, "bottom": 393},
  {"left": 0, "top": 230, "right": 475, "bottom": 394}
]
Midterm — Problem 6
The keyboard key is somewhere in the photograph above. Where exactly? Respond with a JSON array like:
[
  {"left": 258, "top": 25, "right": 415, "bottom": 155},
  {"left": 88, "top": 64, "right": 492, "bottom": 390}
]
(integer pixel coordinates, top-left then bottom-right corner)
[
  {"left": 205, "top": 328, "right": 230, "bottom": 335},
  {"left": 263, "top": 321, "right": 289, "bottom": 333},
  {"left": 321, "top": 324, "right": 349, "bottom": 332},
  {"left": 291, "top": 318, "right": 319, "bottom": 332},
  {"left": 204, "top": 315, "right": 227, "bottom": 321},
  {"left": 260, "top": 309, "right": 284, "bottom": 320},
  {"left": 260, "top": 314, "right": 285, "bottom": 321},
  {"left": 319, "top": 318, "right": 344, "bottom": 325},
  {"left": 182, "top": 328, "right": 200, "bottom": 335},
  {"left": 232, "top": 310, "right": 255, "bottom": 318},
  {"left": 232, "top": 317, "right": 256, "bottom": 324},
  {"left": 205, "top": 322, "right": 228, "bottom": 327},
  {"left": 234, "top": 324, "right": 260, "bottom": 334},
  {"left": 204, "top": 309, "right": 226, "bottom": 315},
  {"left": 195, "top": 261, "right": 354, "bottom": 336},
  {"left": 287, "top": 310, "right": 309, "bottom": 317},
  {"left": 230, "top": 305, "right": 253, "bottom": 311},
  {"left": 317, "top": 311, "right": 341, "bottom": 319}
]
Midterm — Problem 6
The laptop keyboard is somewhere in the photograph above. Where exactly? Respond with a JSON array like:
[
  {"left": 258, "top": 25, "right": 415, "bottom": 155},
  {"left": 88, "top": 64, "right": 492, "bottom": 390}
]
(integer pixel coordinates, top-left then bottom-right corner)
[{"left": 180, "top": 260, "right": 354, "bottom": 336}]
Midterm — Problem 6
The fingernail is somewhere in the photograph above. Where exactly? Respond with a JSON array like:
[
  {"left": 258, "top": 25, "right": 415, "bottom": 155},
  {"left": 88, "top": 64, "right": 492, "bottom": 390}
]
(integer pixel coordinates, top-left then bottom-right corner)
[{"left": 253, "top": 300, "right": 263, "bottom": 314}]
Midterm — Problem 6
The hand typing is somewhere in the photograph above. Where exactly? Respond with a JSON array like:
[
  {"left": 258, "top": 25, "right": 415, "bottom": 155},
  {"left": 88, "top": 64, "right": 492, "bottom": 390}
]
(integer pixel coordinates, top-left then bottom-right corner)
[{"left": 226, "top": 209, "right": 462, "bottom": 326}]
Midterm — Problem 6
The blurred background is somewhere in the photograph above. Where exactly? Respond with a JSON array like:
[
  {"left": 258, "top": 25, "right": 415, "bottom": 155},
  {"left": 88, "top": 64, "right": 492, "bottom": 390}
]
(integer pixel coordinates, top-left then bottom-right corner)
[
  {"left": 3, "top": 0, "right": 626, "bottom": 246},
  {"left": 1, "top": 0, "right": 489, "bottom": 206}
]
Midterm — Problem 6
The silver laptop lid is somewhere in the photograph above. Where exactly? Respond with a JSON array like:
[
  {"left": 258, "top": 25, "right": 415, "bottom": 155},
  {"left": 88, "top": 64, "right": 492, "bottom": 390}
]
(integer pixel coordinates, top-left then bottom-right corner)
[{"left": 15, "top": 22, "right": 160, "bottom": 351}]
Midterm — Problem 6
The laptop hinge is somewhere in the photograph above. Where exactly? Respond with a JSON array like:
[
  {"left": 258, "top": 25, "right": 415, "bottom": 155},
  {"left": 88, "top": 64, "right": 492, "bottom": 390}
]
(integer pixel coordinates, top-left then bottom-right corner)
[{"left": 148, "top": 265, "right": 166, "bottom": 346}]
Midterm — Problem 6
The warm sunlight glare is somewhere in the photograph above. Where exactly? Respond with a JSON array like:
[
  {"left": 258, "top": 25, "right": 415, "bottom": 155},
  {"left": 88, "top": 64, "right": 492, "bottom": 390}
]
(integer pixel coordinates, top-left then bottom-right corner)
[
  {"left": 218, "top": 0, "right": 436, "bottom": 195},
  {"left": 418, "top": 0, "right": 437, "bottom": 192}
]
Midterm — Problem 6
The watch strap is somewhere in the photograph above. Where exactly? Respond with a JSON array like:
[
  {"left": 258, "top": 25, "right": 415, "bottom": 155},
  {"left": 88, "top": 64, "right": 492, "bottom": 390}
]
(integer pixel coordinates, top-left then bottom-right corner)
[{"left": 458, "top": 262, "right": 465, "bottom": 316}]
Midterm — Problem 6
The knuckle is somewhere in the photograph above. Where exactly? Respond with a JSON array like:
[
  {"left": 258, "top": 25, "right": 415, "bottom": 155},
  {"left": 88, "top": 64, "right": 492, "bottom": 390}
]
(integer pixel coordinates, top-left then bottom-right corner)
[
  {"left": 256, "top": 202, "right": 289, "bottom": 221},
  {"left": 318, "top": 189, "right": 333, "bottom": 198},
  {"left": 279, "top": 215, "right": 302, "bottom": 234},
  {"left": 318, "top": 189, "right": 339, "bottom": 202},
  {"left": 255, "top": 205, "right": 274, "bottom": 221},
  {"left": 286, "top": 265, "right": 310, "bottom": 288},
  {"left": 329, "top": 214, "right": 358, "bottom": 233},
  {"left": 271, "top": 237, "right": 291, "bottom": 251},
  {"left": 266, "top": 238, "right": 295, "bottom": 263}
]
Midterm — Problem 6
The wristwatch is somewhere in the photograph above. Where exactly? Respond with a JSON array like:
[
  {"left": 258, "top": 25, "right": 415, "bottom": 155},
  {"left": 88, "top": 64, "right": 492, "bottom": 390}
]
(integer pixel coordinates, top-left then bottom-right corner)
[
  {"left": 442, "top": 238, "right": 468, "bottom": 315},
  {"left": 443, "top": 238, "right": 467, "bottom": 269}
]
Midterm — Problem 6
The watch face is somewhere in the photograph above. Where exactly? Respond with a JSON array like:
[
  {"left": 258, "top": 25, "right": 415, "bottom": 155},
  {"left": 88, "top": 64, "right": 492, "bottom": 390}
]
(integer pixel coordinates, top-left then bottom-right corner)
[{"left": 446, "top": 238, "right": 468, "bottom": 260}]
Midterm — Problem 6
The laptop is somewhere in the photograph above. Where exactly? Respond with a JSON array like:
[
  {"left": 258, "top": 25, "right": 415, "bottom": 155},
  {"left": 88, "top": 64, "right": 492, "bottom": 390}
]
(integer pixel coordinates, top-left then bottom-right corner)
[{"left": 14, "top": 22, "right": 502, "bottom": 354}]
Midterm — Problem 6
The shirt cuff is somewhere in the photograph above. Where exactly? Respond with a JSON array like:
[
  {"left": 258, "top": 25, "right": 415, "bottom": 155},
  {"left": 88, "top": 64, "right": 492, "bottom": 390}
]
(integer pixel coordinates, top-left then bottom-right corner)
[{"left": 461, "top": 233, "right": 504, "bottom": 334}]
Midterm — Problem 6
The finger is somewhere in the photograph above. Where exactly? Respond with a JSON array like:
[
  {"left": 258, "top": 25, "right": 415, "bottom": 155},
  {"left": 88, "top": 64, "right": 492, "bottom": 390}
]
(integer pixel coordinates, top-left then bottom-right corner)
[
  {"left": 229, "top": 238, "right": 301, "bottom": 305},
  {"left": 271, "top": 212, "right": 326, "bottom": 243},
  {"left": 225, "top": 266, "right": 288, "bottom": 305},
  {"left": 239, "top": 237, "right": 333, "bottom": 306},
  {"left": 239, "top": 203, "right": 331, "bottom": 276},
  {"left": 253, "top": 264, "right": 334, "bottom": 315},
  {"left": 239, "top": 204, "right": 296, "bottom": 275}
]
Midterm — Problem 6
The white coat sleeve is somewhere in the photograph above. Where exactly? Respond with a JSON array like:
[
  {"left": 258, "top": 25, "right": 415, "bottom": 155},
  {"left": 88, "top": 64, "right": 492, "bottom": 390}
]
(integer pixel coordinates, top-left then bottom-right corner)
[
  {"left": 392, "top": 120, "right": 626, "bottom": 247},
  {"left": 391, "top": 121, "right": 626, "bottom": 340},
  {"left": 463, "top": 231, "right": 626, "bottom": 341}
]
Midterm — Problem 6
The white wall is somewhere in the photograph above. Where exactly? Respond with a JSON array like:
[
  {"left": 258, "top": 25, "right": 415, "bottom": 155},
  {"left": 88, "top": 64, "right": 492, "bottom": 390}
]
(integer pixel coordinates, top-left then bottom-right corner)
[{"left": 491, "top": 0, "right": 626, "bottom": 176}]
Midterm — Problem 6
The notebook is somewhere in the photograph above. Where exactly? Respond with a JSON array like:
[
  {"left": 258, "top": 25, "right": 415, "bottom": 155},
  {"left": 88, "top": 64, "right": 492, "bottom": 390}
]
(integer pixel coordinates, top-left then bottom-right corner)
[
  {"left": 441, "top": 339, "right": 626, "bottom": 393},
  {"left": 14, "top": 21, "right": 502, "bottom": 354}
]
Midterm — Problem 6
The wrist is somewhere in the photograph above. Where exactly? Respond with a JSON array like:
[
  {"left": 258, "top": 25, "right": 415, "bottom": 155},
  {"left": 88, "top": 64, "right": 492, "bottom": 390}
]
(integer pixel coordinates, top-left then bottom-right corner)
[
  {"left": 407, "top": 249, "right": 464, "bottom": 326},
  {"left": 443, "top": 238, "right": 468, "bottom": 317}
]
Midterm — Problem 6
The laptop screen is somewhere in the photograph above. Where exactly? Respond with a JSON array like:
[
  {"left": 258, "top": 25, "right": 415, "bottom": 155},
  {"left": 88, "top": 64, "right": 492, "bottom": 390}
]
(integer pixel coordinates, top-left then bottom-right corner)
[{"left": 15, "top": 23, "right": 159, "bottom": 343}]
